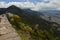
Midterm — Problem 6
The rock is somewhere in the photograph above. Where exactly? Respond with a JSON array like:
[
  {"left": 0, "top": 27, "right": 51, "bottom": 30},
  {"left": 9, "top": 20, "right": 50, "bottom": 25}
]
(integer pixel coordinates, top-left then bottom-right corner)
[{"left": 0, "top": 14, "right": 21, "bottom": 40}]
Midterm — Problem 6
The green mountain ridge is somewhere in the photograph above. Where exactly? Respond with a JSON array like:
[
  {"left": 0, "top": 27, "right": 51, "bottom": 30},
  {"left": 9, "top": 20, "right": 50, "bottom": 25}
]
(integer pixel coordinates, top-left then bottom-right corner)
[
  {"left": 0, "top": 5, "right": 60, "bottom": 40},
  {"left": 7, "top": 14, "right": 60, "bottom": 40}
]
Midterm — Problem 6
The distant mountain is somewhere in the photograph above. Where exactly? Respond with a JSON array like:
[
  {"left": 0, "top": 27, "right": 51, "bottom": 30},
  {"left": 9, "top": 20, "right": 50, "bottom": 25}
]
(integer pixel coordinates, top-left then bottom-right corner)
[
  {"left": 0, "top": 5, "right": 45, "bottom": 24},
  {"left": 40, "top": 10, "right": 60, "bottom": 16},
  {"left": 0, "top": 5, "right": 42, "bottom": 17},
  {"left": 0, "top": 5, "right": 60, "bottom": 24},
  {"left": 40, "top": 10, "right": 60, "bottom": 24}
]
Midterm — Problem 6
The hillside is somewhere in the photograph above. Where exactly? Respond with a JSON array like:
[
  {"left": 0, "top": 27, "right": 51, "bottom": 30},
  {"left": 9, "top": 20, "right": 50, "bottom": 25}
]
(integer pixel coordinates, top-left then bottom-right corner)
[
  {"left": 0, "top": 5, "right": 60, "bottom": 40},
  {"left": 7, "top": 14, "right": 60, "bottom": 40}
]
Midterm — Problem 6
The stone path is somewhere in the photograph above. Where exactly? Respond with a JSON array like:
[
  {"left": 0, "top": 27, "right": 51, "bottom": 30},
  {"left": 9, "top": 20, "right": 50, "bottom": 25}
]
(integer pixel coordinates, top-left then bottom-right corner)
[{"left": 0, "top": 14, "right": 21, "bottom": 40}]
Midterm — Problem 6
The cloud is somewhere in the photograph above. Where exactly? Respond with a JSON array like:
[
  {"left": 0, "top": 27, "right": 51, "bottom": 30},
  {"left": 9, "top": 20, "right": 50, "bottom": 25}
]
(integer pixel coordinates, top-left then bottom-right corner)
[
  {"left": 0, "top": 2, "right": 7, "bottom": 8},
  {"left": 0, "top": 2, "right": 35, "bottom": 9},
  {"left": 34, "top": 0, "right": 60, "bottom": 10},
  {"left": 0, "top": 0, "right": 60, "bottom": 11}
]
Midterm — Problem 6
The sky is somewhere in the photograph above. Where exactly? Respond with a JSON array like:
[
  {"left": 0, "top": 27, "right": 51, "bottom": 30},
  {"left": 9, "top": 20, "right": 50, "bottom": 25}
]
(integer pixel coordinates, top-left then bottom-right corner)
[
  {"left": 0, "top": 0, "right": 44, "bottom": 3},
  {"left": 0, "top": 0, "right": 60, "bottom": 11}
]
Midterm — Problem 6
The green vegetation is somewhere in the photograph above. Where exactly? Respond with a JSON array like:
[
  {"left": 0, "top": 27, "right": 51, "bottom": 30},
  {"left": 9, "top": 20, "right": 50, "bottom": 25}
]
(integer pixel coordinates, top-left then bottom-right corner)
[{"left": 9, "top": 14, "right": 60, "bottom": 40}]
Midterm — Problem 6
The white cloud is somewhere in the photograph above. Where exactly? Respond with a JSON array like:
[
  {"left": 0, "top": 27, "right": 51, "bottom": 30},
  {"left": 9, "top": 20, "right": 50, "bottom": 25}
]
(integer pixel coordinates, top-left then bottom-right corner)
[
  {"left": 0, "top": 2, "right": 7, "bottom": 8},
  {"left": 0, "top": 2, "right": 35, "bottom": 8},
  {"left": 0, "top": 0, "right": 60, "bottom": 11}
]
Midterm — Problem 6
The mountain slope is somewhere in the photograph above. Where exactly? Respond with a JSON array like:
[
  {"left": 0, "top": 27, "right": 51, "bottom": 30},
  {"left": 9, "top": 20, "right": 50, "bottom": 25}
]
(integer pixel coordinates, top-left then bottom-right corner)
[
  {"left": 0, "top": 5, "right": 60, "bottom": 40},
  {"left": 8, "top": 14, "right": 60, "bottom": 40}
]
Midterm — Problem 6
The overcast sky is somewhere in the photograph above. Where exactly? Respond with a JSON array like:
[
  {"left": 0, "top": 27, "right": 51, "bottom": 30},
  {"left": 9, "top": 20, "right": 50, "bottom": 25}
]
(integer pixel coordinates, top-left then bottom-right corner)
[
  {"left": 0, "top": 0, "right": 60, "bottom": 11},
  {"left": 0, "top": 0, "right": 44, "bottom": 2}
]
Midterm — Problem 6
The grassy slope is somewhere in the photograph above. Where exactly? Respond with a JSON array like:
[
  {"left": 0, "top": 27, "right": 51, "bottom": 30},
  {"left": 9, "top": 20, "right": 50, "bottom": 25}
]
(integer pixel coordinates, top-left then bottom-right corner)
[{"left": 9, "top": 14, "right": 60, "bottom": 40}]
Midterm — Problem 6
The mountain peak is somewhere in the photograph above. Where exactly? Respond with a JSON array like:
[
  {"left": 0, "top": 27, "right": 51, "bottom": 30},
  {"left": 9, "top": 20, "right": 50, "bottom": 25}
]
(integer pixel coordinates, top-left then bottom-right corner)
[{"left": 8, "top": 5, "right": 18, "bottom": 8}]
